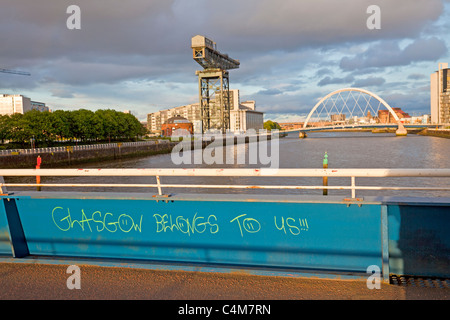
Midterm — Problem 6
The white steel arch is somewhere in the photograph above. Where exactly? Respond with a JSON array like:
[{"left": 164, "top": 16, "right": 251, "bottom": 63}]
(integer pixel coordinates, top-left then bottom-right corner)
[{"left": 303, "top": 88, "right": 399, "bottom": 128}]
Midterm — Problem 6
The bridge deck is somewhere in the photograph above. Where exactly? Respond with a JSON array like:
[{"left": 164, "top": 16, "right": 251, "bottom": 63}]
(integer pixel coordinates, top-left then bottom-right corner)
[
  {"left": 284, "top": 123, "right": 438, "bottom": 133},
  {"left": 1, "top": 261, "right": 448, "bottom": 300}
]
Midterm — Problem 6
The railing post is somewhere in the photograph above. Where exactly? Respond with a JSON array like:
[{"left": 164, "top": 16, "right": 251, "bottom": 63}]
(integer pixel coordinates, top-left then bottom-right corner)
[
  {"left": 381, "top": 205, "right": 390, "bottom": 284},
  {"left": 351, "top": 176, "right": 356, "bottom": 199},
  {"left": 156, "top": 175, "right": 162, "bottom": 196},
  {"left": 0, "top": 176, "right": 8, "bottom": 194}
]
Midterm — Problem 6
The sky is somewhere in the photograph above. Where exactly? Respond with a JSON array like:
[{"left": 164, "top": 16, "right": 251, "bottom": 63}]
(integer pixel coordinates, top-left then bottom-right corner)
[{"left": 1, "top": 0, "right": 450, "bottom": 122}]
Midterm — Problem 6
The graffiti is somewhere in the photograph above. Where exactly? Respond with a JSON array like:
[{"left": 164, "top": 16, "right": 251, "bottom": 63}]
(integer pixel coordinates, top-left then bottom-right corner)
[
  {"left": 51, "top": 207, "right": 309, "bottom": 238},
  {"left": 230, "top": 214, "right": 261, "bottom": 237},
  {"left": 153, "top": 213, "right": 219, "bottom": 236},
  {"left": 52, "top": 207, "right": 143, "bottom": 233},
  {"left": 274, "top": 216, "right": 309, "bottom": 236}
]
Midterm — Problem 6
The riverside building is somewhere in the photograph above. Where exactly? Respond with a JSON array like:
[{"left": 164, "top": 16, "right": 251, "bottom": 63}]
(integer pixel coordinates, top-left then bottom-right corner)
[
  {"left": 431, "top": 62, "right": 450, "bottom": 124},
  {"left": 0, "top": 94, "right": 49, "bottom": 115},
  {"left": 147, "top": 89, "right": 263, "bottom": 134}
]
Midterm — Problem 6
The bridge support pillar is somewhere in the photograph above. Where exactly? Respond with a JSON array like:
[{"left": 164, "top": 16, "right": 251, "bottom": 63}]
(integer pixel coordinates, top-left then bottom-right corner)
[
  {"left": 299, "top": 132, "right": 307, "bottom": 139},
  {"left": 396, "top": 122, "right": 407, "bottom": 136}
]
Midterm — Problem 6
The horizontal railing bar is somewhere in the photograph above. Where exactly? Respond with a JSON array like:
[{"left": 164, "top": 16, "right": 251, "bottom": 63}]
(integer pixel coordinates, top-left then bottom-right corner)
[
  {"left": 1, "top": 168, "right": 450, "bottom": 178},
  {"left": 0, "top": 141, "right": 161, "bottom": 156},
  {"left": 2, "top": 183, "right": 449, "bottom": 191}
]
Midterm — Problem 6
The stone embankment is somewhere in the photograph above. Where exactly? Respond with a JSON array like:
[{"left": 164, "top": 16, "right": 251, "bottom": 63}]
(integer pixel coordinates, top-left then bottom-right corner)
[
  {"left": 0, "top": 133, "right": 276, "bottom": 169},
  {"left": 0, "top": 140, "right": 179, "bottom": 168},
  {"left": 417, "top": 128, "right": 450, "bottom": 139}
]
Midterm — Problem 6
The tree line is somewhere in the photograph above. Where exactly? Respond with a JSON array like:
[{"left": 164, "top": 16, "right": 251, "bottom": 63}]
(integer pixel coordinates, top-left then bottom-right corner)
[{"left": 0, "top": 109, "right": 147, "bottom": 148}]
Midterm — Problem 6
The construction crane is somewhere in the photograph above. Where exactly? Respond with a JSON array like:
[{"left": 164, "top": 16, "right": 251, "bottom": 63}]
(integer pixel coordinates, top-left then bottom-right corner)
[
  {"left": 191, "top": 35, "right": 239, "bottom": 133},
  {"left": 0, "top": 68, "right": 31, "bottom": 76},
  {"left": 192, "top": 36, "right": 240, "bottom": 71}
]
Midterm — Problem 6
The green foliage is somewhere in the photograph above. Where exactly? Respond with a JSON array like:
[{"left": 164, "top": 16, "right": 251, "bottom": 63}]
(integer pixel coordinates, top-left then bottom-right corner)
[
  {"left": 263, "top": 120, "right": 281, "bottom": 131},
  {"left": 0, "top": 109, "right": 148, "bottom": 147}
]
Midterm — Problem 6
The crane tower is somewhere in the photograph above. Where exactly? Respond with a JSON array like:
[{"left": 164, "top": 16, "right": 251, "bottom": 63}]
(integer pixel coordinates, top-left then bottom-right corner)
[{"left": 191, "top": 35, "right": 239, "bottom": 133}]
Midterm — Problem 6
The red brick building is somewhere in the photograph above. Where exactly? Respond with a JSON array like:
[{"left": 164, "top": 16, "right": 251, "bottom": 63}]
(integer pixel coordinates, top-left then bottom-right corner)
[
  {"left": 161, "top": 115, "right": 193, "bottom": 137},
  {"left": 279, "top": 122, "right": 304, "bottom": 130},
  {"left": 378, "top": 108, "right": 411, "bottom": 123}
]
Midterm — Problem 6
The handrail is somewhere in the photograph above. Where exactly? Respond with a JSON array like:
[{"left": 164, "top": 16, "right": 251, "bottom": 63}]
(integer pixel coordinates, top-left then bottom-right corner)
[
  {"left": 2, "top": 168, "right": 450, "bottom": 177},
  {"left": 0, "top": 140, "right": 168, "bottom": 156},
  {"left": 1, "top": 168, "right": 450, "bottom": 199}
]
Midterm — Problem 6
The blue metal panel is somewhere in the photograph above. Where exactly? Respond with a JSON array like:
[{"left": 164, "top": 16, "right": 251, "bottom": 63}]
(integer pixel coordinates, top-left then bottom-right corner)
[
  {"left": 388, "top": 203, "right": 450, "bottom": 278},
  {"left": 13, "top": 196, "right": 383, "bottom": 274},
  {"left": 2, "top": 199, "right": 29, "bottom": 257},
  {"left": 0, "top": 200, "right": 12, "bottom": 256}
]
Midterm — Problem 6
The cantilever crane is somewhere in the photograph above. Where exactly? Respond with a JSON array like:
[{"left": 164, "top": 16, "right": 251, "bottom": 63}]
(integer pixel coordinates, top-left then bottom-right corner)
[
  {"left": 191, "top": 35, "right": 239, "bottom": 133},
  {"left": 0, "top": 68, "right": 31, "bottom": 76}
]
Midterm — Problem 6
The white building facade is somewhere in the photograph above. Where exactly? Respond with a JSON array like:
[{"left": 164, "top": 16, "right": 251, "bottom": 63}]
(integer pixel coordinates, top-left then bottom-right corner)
[
  {"left": 431, "top": 62, "right": 450, "bottom": 124},
  {"left": 0, "top": 94, "right": 49, "bottom": 115}
]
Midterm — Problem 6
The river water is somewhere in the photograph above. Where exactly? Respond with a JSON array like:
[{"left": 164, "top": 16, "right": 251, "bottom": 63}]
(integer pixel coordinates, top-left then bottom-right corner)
[{"left": 25, "top": 131, "right": 449, "bottom": 199}]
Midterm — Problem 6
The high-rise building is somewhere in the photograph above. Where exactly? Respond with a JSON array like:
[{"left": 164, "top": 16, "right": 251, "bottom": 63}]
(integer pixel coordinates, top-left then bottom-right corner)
[{"left": 431, "top": 63, "right": 450, "bottom": 124}]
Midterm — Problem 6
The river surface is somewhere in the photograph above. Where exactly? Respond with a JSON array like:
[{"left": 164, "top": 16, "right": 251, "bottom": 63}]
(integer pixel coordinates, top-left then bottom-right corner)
[{"left": 8, "top": 131, "right": 450, "bottom": 198}]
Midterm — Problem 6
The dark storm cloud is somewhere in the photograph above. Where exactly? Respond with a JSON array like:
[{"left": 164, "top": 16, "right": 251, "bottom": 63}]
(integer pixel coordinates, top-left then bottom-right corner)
[
  {"left": 257, "top": 88, "right": 283, "bottom": 96},
  {"left": 407, "top": 73, "right": 428, "bottom": 80},
  {"left": 0, "top": 0, "right": 448, "bottom": 118},
  {"left": 318, "top": 75, "right": 355, "bottom": 87},
  {"left": 1, "top": 1, "right": 445, "bottom": 70},
  {"left": 199, "top": 0, "right": 444, "bottom": 50},
  {"left": 352, "top": 77, "right": 386, "bottom": 88}
]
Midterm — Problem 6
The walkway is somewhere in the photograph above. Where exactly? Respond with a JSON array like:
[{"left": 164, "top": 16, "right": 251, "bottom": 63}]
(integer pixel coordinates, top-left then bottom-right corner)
[{"left": 0, "top": 262, "right": 448, "bottom": 300}]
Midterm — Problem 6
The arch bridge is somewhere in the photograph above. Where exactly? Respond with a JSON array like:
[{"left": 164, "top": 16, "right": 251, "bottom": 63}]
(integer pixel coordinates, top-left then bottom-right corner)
[{"left": 284, "top": 88, "right": 431, "bottom": 137}]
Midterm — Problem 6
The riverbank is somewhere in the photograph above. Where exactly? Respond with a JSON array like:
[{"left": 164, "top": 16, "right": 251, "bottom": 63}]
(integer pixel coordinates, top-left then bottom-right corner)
[
  {"left": 0, "top": 140, "right": 180, "bottom": 168},
  {"left": 417, "top": 128, "right": 450, "bottom": 139},
  {"left": 0, "top": 134, "right": 275, "bottom": 169}
]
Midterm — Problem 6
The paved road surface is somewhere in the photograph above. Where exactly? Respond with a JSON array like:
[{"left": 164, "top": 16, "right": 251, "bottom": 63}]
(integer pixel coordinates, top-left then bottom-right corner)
[{"left": 0, "top": 262, "right": 448, "bottom": 300}]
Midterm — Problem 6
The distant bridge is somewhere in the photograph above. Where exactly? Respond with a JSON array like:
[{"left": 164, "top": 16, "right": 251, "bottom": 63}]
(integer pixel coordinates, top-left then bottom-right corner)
[
  {"left": 283, "top": 123, "right": 437, "bottom": 134},
  {"left": 282, "top": 88, "right": 439, "bottom": 137}
]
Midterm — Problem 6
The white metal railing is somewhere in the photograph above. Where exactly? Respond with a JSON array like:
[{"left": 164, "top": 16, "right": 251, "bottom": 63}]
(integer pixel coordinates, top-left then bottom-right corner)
[
  {"left": 1, "top": 168, "right": 450, "bottom": 199},
  {"left": 0, "top": 140, "right": 169, "bottom": 156}
]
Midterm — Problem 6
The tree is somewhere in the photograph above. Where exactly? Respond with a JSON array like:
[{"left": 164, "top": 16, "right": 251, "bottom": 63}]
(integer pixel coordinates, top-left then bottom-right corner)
[
  {"left": 95, "top": 109, "right": 118, "bottom": 142},
  {"left": 23, "top": 110, "right": 49, "bottom": 144},
  {"left": 70, "top": 109, "right": 103, "bottom": 142},
  {"left": 51, "top": 110, "right": 71, "bottom": 141},
  {"left": 122, "top": 112, "right": 147, "bottom": 139},
  {"left": 1, "top": 108, "right": 147, "bottom": 146},
  {"left": 8, "top": 113, "right": 29, "bottom": 145},
  {"left": 0, "top": 115, "right": 11, "bottom": 144},
  {"left": 263, "top": 120, "right": 281, "bottom": 131}
]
